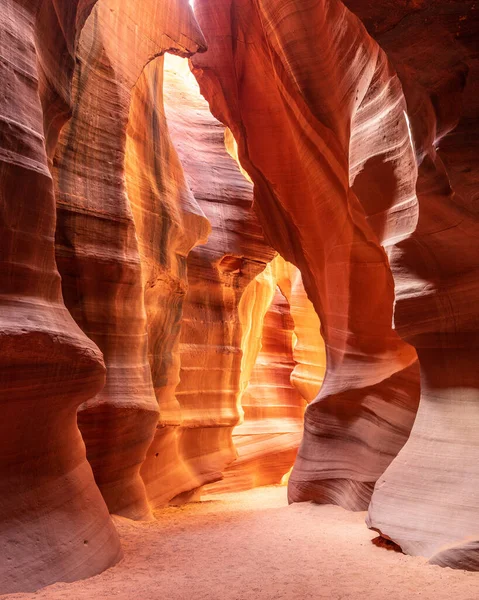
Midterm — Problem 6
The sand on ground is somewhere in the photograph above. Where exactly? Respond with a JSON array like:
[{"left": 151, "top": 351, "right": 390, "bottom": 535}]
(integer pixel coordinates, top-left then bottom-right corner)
[{"left": 2, "top": 486, "right": 477, "bottom": 600}]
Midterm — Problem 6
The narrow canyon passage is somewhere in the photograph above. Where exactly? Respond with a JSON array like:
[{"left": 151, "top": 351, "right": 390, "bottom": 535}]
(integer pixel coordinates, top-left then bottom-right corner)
[
  {"left": 0, "top": 0, "right": 477, "bottom": 594},
  {"left": 3, "top": 487, "right": 477, "bottom": 600}
]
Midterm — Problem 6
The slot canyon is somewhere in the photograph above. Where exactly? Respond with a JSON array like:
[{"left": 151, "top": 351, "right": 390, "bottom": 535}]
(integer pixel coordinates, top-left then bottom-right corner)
[{"left": 0, "top": 0, "right": 477, "bottom": 598}]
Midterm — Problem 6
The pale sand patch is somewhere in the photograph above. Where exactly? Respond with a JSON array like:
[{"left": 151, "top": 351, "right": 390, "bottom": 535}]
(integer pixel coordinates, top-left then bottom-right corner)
[{"left": 3, "top": 487, "right": 477, "bottom": 600}]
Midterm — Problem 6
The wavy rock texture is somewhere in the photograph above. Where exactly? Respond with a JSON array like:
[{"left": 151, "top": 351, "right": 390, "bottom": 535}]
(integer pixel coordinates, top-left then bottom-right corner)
[
  {"left": 139, "top": 55, "right": 276, "bottom": 506},
  {"left": 2, "top": 0, "right": 477, "bottom": 588},
  {"left": 53, "top": 0, "right": 207, "bottom": 520},
  {"left": 222, "top": 285, "right": 305, "bottom": 491},
  {"left": 280, "top": 259, "right": 326, "bottom": 403},
  {"left": 341, "top": 1, "right": 479, "bottom": 570},
  {"left": 208, "top": 255, "right": 324, "bottom": 493},
  {"left": 127, "top": 55, "right": 211, "bottom": 509},
  {"left": 191, "top": 0, "right": 421, "bottom": 512},
  {"left": 0, "top": 0, "right": 122, "bottom": 593}
]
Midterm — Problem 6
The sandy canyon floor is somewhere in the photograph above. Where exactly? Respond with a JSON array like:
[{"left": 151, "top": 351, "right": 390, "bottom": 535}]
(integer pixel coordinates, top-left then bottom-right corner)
[{"left": 3, "top": 487, "right": 477, "bottom": 600}]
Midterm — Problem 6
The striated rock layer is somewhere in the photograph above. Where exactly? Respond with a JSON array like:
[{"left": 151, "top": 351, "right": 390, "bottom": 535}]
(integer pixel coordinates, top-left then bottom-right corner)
[
  {"left": 342, "top": 1, "right": 479, "bottom": 570},
  {"left": 1, "top": 0, "right": 477, "bottom": 586},
  {"left": 54, "top": 0, "right": 207, "bottom": 519},
  {"left": 192, "top": 0, "right": 479, "bottom": 569},
  {"left": 126, "top": 54, "right": 210, "bottom": 509},
  {"left": 0, "top": 0, "right": 122, "bottom": 593},
  {"left": 191, "top": 0, "right": 421, "bottom": 512},
  {"left": 207, "top": 255, "right": 325, "bottom": 493},
  {"left": 143, "top": 56, "right": 276, "bottom": 504}
]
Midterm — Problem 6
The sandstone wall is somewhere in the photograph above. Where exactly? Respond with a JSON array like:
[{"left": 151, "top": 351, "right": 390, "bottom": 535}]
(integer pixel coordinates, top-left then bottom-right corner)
[
  {"left": 191, "top": 0, "right": 421, "bottom": 514},
  {"left": 0, "top": 0, "right": 122, "bottom": 592},
  {"left": 54, "top": 0, "right": 208, "bottom": 520}
]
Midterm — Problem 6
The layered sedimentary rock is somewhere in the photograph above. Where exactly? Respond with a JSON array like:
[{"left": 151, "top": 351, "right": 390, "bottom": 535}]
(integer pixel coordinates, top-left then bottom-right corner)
[
  {"left": 0, "top": 0, "right": 122, "bottom": 593},
  {"left": 207, "top": 256, "right": 324, "bottom": 493},
  {"left": 341, "top": 1, "right": 479, "bottom": 570},
  {"left": 280, "top": 260, "right": 326, "bottom": 403},
  {"left": 1, "top": 0, "right": 477, "bottom": 586},
  {"left": 191, "top": 0, "right": 420, "bottom": 512},
  {"left": 54, "top": 0, "right": 207, "bottom": 519},
  {"left": 222, "top": 286, "right": 305, "bottom": 490},
  {"left": 126, "top": 55, "right": 210, "bottom": 509},
  {"left": 142, "top": 56, "right": 276, "bottom": 504},
  {"left": 192, "top": 0, "right": 478, "bottom": 569}
]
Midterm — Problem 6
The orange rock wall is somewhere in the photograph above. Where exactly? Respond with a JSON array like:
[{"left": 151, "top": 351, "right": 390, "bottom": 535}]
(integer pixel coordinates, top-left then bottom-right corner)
[
  {"left": 343, "top": 1, "right": 479, "bottom": 570},
  {"left": 191, "top": 0, "right": 421, "bottom": 513},
  {"left": 144, "top": 56, "right": 277, "bottom": 504},
  {"left": 0, "top": 0, "right": 122, "bottom": 593},
  {"left": 54, "top": 0, "right": 207, "bottom": 520},
  {"left": 126, "top": 55, "right": 210, "bottom": 509},
  {"left": 1, "top": 0, "right": 478, "bottom": 589},
  {"left": 207, "top": 256, "right": 325, "bottom": 493},
  {"left": 191, "top": 0, "right": 478, "bottom": 569}
]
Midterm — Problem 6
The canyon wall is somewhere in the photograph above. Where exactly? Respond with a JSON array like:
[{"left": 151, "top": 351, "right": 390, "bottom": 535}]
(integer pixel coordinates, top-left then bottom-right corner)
[
  {"left": 191, "top": 0, "right": 478, "bottom": 569},
  {"left": 207, "top": 256, "right": 325, "bottom": 493},
  {"left": 125, "top": 55, "right": 211, "bottom": 509},
  {"left": 191, "top": 0, "right": 421, "bottom": 514},
  {"left": 0, "top": 0, "right": 122, "bottom": 593},
  {"left": 143, "top": 56, "right": 277, "bottom": 504},
  {"left": 0, "top": 0, "right": 477, "bottom": 590},
  {"left": 54, "top": 0, "right": 208, "bottom": 521},
  {"left": 343, "top": 0, "right": 479, "bottom": 570}
]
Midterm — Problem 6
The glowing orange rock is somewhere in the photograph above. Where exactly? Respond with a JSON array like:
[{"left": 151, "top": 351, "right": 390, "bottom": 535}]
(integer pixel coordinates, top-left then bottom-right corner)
[
  {"left": 141, "top": 56, "right": 276, "bottom": 505},
  {"left": 191, "top": 0, "right": 420, "bottom": 512},
  {"left": 0, "top": 0, "right": 121, "bottom": 593},
  {"left": 54, "top": 0, "right": 207, "bottom": 519}
]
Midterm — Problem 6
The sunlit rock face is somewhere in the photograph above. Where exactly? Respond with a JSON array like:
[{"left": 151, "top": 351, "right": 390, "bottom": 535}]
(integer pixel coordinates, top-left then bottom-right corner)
[
  {"left": 191, "top": 0, "right": 421, "bottom": 513},
  {"left": 141, "top": 56, "right": 276, "bottom": 505},
  {"left": 342, "top": 0, "right": 479, "bottom": 570},
  {"left": 208, "top": 256, "right": 324, "bottom": 493},
  {"left": 126, "top": 55, "right": 210, "bottom": 509},
  {"left": 1, "top": 0, "right": 477, "bottom": 588},
  {"left": 0, "top": 0, "right": 122, "bottom": 593},
  {"left": 281, "top": 260, "right": 326, "bottom": 403},
  {"left": 54, "top": 0, "right": 207, "bottom": 520},
  {"left": 221, "top": 285, "right": 305, "bottom": 491},
  {"left": 192, "top": 0, "right": 478, "bottom": 569}
]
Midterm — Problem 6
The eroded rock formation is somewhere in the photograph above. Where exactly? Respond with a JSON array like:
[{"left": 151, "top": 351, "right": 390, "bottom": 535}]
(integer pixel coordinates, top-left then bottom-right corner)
[
  {"left": 54, "top": 0, "right": 207, "bottom": 520},
  {"left": 191, "top": 0, "right": 478, "bottom": 569},
  {"left": 208, "top": 256, "right": 325, "bottom": 493},
  {"left": 144, "top": 56, "right": 276, "bottom": 504},
  {"left": 191, "top": 0, "right": 421, "bottom": 513},
  {"left": 343, "top": 1, "right": 479, "bottom": 570},
  {"left": 0, "top": 0, "right": 478, "bottom": 589},
  {"left": 0, "top": 0, "right": 122, "bottom": 593},
  {"left": 125, "top": 54, "right": 210, "bottom": 510}
]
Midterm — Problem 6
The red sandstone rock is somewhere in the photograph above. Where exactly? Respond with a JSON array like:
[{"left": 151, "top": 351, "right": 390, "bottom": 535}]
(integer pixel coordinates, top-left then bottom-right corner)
[
  {"left": 1, "top": 0, "right": 478, "bottom": 586},
  {"left": 215, "top": 272, "right": 305, "bottom": 491},
  {"left": 206, "top": 256, "right": 324, "bottom": 493},
  {"left": 144, "top": 56, "right": 276, "bottom": 504},
  {"left": 192, "top": 0, "right": 479, "bottom": 569},
  {"left": 278, "top": 260, "right": 326, "bottom": 403},
  {"left": 191, "top": 0, "right": 420, "bottom": 512},
  {"left": 0, "top": 0, "right": 122, "bottom": 593},
  {"left": 128, "top": 55, "right": 211, "bottom": 508},
  {"left": 53, "top": 0, "right": 207, "bottom": 520},
  {"left": 343, "top": 1, "right": 479, "bottom": 570}
]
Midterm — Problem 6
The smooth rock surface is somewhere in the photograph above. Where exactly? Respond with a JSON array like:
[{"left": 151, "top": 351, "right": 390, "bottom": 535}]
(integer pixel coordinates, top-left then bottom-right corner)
[
  {"left": 191, "top": 0, "right": 421, "bottom": 512},
  {"left": 0, "top": 0, "right": 122, "bottom": 592},
  {"left": 54, "top": 0, "right": 207, "bottom": 519},
  {"left": 346, "top": 0, "right": 479, "bottom": 569}
]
